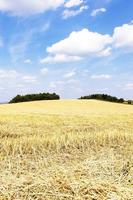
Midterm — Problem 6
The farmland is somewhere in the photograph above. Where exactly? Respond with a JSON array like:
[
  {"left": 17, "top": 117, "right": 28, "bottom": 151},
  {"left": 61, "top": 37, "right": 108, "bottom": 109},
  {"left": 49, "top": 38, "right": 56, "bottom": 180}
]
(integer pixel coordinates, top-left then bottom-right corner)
[{"left": 0, "top": 100, "right": 133, "bottom": 200}]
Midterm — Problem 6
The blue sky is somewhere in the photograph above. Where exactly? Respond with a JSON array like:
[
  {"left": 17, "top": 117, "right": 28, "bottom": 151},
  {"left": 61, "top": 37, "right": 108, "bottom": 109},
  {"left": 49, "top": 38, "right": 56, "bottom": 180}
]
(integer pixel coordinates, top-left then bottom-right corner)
[{"left": 0, "top": 0, "right": 133, "bottom": 101}]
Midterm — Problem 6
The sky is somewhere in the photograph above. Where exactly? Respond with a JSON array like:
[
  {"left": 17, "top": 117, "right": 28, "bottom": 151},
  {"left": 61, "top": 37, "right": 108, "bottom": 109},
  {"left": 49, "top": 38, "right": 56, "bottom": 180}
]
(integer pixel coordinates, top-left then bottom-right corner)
[{"left": 0, "top": 0, "right": 133, "bottom": 101}]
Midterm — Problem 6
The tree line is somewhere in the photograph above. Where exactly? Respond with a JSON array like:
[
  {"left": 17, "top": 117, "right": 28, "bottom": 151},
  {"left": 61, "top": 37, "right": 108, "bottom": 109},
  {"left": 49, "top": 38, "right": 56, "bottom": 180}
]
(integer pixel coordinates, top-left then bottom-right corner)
[
  {"left": 9, "top": 92, "right": 60, "bottom": 103},
  {"left": 79, "top": 94, "right": 125, "bottom": 103},
  {"left": 9, "top": 92, "right": 132, "bottom": 104}
]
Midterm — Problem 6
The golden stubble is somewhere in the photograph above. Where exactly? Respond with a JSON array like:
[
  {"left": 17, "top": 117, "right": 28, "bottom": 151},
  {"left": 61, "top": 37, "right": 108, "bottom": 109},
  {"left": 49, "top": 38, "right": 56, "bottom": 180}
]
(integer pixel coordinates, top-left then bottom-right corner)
[{"left": 0, "top": 100, "right": 133, "bottom": 200}]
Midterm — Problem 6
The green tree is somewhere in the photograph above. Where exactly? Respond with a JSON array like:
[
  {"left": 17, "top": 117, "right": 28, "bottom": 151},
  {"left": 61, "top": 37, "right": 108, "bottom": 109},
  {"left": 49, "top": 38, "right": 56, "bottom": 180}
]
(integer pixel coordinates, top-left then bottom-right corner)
[{"left": 9, "top": 92, "right": 60, "bottom": 103}]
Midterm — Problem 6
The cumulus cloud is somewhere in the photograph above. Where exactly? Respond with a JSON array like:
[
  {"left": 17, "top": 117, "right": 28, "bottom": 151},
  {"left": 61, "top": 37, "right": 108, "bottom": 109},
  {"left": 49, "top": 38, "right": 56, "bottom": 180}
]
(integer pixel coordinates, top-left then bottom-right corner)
[
  {"left": 41, "top": 22, "right": 133, "bottom": 64},
  {"left": 47, "top": 29, "right": 112, "bottom": 56},
  {"left": 113, "top": 23, "right": 133, "bottom": 49},
  {"left": 0, "top": 0, "right": 65, "bottom": 16},
  {"left": 91, "top": 8, "right": 106, "bottom": 17},
  {"left": 65, "top": 0, "right": 84, "bottom": 8},
  {"left": 41, "top": 28, "right": 112, "bottom": 63},
  {"left": 62, "top": 5, "right": 88, "bottom": 19},
  {"left": 91, "top": 74, "right": 112, "bottom": 80}
]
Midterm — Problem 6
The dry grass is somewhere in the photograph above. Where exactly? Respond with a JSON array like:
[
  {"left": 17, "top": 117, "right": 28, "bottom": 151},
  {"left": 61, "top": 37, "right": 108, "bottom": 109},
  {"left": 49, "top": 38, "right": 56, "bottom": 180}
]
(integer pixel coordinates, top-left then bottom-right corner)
[{"left": 0, "top": 100, "right": 133, "bottom": 200}]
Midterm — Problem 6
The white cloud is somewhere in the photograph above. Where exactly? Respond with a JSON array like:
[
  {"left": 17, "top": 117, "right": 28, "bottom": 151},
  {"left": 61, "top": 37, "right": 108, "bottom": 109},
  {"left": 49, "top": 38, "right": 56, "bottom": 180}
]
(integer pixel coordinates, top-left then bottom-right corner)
[
  {"left": 91, "top": 8, "right": 106, "bottom": 17},
  {"left": 0, "top": 69, "right": 38, "bottom": 84},
  {"left": 113, "top": 23, "right": 133, "bottom": 49},
  {"left": 63, "top": 70, "right": 76, "bottom": 78},
  {"left": 63, "top": 5, "right": 88, "bottom": 19},
  {"left": 65, "top": 0, "right": 84, "bottom": 8},
  {"left": 0, "top": 69, "right": 39, "bottom": 101},
  {"left": 47, "top": 29, "right": 112, "bottom": 56},
  {"left": 40, "top": 68, "right": 49, "bottom": 75},
  {"left": 40, "top": 54, "right": 82, "bottom": 63},
  {"left": 49, "top": 80, "right": 65, "bottom": 89},
  {"left": 97, "top": 47, "right": 112, "bottom": 57},
  {"left": 0, "top": 69, "right": 19, "bottom": 78},
  {"left": 49, "top": 79, "right": 78, "bottom": 89},
  {"left": 41, "top": 28, "right": 112, "bottom": 63},
  {"left": 41, "top": 22, "right": 133, "bottom": 64},
  {"left": 22, "top": 75, "right": 37, "bottom": 83},
  {"left": 91, "top": 74, "right": 112, "bottom": 80},
  {"left": 24, "top": 59, "right": 32, "bottom": 64},
  {"left": 0, "top": 0, "right": 65, "bottom": 16}
]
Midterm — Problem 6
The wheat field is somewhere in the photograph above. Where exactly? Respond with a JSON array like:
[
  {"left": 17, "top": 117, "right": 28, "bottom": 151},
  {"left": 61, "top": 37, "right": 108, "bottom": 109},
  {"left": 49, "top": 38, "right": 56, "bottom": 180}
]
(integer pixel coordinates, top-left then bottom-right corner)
[{"left": 0, "top": 100, "right": 133, "bottom": 200}]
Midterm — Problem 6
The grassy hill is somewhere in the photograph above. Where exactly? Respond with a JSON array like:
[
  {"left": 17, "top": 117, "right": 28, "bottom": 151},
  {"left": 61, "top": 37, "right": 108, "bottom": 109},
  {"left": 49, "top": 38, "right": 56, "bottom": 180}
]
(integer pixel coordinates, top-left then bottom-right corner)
[{"left": 0, "top": 100, "right": 133, "bottom": 199}]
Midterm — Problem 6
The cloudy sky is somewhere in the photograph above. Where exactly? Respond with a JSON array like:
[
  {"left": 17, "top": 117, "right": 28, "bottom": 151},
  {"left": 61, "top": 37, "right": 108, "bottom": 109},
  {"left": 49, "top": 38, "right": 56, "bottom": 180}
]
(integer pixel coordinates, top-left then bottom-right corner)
[{"left": 0, "top": 0, "right": 133, "bottom": 101}]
